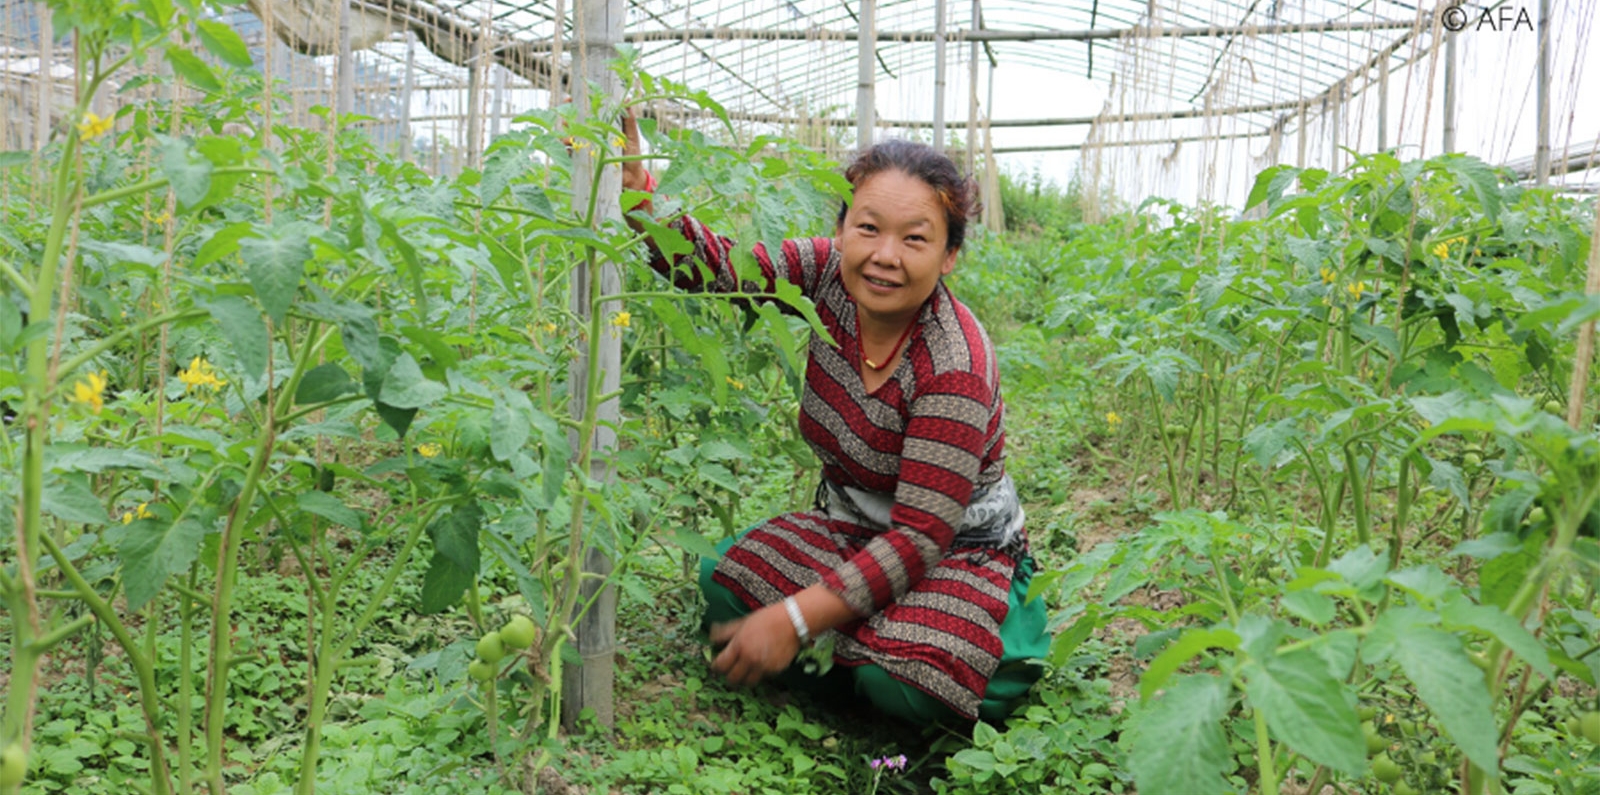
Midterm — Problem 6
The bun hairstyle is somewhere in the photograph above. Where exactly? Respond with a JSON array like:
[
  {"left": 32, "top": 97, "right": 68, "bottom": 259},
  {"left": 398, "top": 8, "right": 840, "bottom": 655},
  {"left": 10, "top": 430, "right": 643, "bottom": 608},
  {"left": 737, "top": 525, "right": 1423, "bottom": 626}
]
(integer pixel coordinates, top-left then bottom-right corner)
[{"left": 836, "top": 139, "right": 981, "bottom": 253}]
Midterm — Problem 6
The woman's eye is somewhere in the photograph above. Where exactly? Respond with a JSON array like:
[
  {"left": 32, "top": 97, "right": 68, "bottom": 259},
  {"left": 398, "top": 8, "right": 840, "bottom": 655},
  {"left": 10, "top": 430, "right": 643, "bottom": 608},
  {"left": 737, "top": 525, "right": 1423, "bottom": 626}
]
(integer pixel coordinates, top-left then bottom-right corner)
[{"left": 858, "top": 223, "right": 877, "bottom": 233}]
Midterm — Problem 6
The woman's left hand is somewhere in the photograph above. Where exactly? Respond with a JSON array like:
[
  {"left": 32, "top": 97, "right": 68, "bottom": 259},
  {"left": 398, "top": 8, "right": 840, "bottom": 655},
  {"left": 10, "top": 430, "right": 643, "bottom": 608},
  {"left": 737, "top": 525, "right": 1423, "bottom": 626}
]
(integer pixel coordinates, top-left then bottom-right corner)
[{"left": 709, "top": 604, "right": 800, "bottom": 687}]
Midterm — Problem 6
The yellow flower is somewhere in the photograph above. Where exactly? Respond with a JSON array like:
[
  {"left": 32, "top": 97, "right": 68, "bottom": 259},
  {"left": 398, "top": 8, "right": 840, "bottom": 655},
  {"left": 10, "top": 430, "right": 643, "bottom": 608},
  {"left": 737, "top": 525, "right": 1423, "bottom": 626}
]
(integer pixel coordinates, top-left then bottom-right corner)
[
  {"left": 1105, "top": 411, "right": 1122, "bottom": 427},
  {"left": 1432, "top": 242, "right": 1449, "bottom": 258},
  {"left": 69, "top": 370, "right": 108, "bottom": 414},
  {"left": 1346, "top": 281, "right": 1367, "bottom": 299},
  {"left": 416, "top": 442, "right": 442, "bottom": 458},
  {"left": 610, "top": 311, "right": 631, "bottom": 329},
  {"left": 726, "top": 376, "right": 745, "bottom": 391},
  {"left": 178, "top": 356, "right": 227, "bottom": 393},
  {"left": 76, "top": 111, "right": 113, "bottom": 140},
  {"left": 144, "top": 209, "right": 171, "bottom": 225},
  {"left": 121, "top": 502, "right": 154, "bottom": 524},
  {"left": 1319, "top": 267, "right": 1336, "bottom": 285},
  {"left": 541, "top": 322, "right": 558, "bottom": 333}
]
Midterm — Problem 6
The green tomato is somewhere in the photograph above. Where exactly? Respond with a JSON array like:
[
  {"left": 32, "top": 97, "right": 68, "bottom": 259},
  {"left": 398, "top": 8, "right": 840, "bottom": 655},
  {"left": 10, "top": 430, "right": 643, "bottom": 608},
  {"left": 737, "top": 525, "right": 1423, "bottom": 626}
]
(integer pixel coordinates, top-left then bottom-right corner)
[
  {"left": 1544, "top": 400, "right": 1564, "bottom": 415},
  {"left": 476, "top": 631, "right": 506, "bottom": 664},
  {"left": 1580, "top": 711, "right": 1600, "bottom": 745},
  {"left": 1394, "top": 782, "right": 1420, "bottom": 795},
  {"left": 500, "top": 615, "right": 537, "bottom": 650},
  {"left": 1397, "top": 719, "right": 1420, "bottom": 737},
  {"left": 1527, "top": 506, "right": 1548, "bottom": 526},
  {"left": 1163, "top": 424, "right": 1187, "bottom": 439},
  {"left": 0, "top": 744, "right": 25, "bottom": 788},
  {"left": 1462, "top": 452, "right": 1482, "bottom": 468},
  {"left": 467, "top": 658, "right": 496, "bottom": 683},
  {"left": 1371, "top": 753, "right": 1401, "bottom": 783},
  {"left": 1364, "top": 722, "right": 1386, "bottom": 755},
  {"left": 1358, "top": 706, "right": 1379, "bottom": 722},
  {"left": 1417, "top": 751, "right": 1437, "bottom": 767}
]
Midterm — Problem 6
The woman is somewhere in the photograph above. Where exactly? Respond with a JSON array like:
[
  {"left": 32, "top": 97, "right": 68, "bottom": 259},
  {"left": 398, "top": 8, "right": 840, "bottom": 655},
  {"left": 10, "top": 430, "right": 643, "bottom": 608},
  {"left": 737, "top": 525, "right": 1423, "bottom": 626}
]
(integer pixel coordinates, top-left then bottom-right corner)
[{"left": 622, "top": 115, "right": 1047, "bottom": 725}]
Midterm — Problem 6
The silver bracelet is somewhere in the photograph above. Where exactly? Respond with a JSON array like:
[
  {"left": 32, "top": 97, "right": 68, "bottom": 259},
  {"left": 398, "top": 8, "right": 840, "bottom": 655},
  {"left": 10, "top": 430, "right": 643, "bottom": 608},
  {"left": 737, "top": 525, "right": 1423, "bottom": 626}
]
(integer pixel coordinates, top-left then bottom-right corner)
[{"left": 782, "top": 596, "right": 811, "bottom": 645}]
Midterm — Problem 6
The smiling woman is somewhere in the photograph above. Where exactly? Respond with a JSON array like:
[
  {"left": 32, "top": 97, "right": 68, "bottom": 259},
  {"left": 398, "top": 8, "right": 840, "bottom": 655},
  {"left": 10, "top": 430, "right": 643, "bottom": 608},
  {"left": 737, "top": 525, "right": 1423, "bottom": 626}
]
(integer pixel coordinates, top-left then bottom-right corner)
[{"left": 622, "top": 115, "right": 1048, "bottom": 725}]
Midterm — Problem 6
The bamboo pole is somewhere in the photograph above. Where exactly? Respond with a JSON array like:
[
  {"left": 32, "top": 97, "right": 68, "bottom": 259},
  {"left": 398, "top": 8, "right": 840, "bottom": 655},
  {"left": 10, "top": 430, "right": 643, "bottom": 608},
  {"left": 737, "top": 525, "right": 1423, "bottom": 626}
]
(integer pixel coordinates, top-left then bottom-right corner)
[
  {"left": 857, "top": 0, "right": 876, "bottom": 148},
  {"left": 1442, "top": 28, "right": 1456, "bottom": 153},
  {"left": 1378, "top": 55, "right": 1389, "bottom": 152},
  {"left": 399, "top": 34, "right": 415, "bottom": 160},
  {"left": 561, "top": 0, "right": 622, "bottom": 732},
  {"left": 1568, "top": 205, "right": 1600, "bottom": 430},
  {"left": 1535, "top": 0, "right": 1551, "bottom": 185},
  {"left": 610, "top": 18, "right": 1422, "bottom": 46},
  {"left": 964, "top": 0, "right": 977, "bottom": 174},
  {"left": 933, "top": 0, "right": 945, "bottom": 152}
]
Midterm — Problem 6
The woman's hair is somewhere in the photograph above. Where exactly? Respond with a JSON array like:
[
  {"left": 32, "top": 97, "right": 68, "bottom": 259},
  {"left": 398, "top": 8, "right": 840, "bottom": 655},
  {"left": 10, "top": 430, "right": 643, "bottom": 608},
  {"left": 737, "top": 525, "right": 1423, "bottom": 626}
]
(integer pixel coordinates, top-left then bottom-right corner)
[{"left": 836, "top": 139, "right": 981, "bottom": 253}]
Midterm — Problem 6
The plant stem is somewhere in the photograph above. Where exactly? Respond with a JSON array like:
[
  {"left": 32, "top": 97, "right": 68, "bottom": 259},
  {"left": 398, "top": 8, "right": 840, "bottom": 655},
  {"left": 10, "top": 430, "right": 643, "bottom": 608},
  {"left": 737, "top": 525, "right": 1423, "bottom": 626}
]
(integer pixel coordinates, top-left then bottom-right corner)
[{"left": 1255, "top": 707, "right": 1279, "bottom": 795}]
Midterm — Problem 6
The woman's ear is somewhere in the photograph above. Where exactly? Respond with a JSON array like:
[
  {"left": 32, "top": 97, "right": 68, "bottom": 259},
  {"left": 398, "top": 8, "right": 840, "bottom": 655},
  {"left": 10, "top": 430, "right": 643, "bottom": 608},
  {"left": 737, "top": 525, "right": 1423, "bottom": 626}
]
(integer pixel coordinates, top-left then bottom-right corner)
[{"left": 941, "top": 247, "right": 959, "bottom": 277}]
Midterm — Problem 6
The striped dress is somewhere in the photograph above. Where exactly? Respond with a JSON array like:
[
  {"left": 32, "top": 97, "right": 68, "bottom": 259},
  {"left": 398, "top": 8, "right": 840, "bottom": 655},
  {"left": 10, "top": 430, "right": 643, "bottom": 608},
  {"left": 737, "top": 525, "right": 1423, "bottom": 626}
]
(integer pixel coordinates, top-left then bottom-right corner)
[{"left": 654, "top": 215, "right": 1025, "bottom": 720}]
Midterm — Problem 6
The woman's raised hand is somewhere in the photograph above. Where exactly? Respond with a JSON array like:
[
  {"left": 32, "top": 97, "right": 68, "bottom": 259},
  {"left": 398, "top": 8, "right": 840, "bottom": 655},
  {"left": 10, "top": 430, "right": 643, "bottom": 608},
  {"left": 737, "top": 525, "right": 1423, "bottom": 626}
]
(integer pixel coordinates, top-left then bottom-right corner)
[{"left": 620, "top": 109, "right": 650, "bottom": 193}]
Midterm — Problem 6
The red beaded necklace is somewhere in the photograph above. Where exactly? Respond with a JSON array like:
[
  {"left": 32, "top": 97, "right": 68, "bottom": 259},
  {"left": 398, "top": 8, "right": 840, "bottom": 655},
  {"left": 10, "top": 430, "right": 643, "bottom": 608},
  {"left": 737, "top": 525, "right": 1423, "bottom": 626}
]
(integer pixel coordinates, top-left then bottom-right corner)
[{"left": 858, "top": 311, "right": 916, "bottom": 371}]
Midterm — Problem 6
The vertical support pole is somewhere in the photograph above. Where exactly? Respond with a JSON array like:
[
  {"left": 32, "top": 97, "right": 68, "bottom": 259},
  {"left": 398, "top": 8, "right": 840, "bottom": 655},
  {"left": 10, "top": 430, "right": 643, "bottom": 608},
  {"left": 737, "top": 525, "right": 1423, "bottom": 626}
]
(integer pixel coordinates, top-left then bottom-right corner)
[
  {"left": 933, "top": 0, "right": 946, "bottom": 152},
  {"left": 399, "top": 35, "right": 415, "bottom": 161},
  {"left": 856, "top": 0, "right": 876, "bottom": 148},
  {"left": 1329, "top": 83, "right": 1340, "bottom": 173},
  {"left": 465, "top": 4, "right": 486, "bottom": 168},
  {"left": 562, "top": 0, "right": 623, "bottom": 731},
  {"left": 965, "top": 0, "right": 978, "bottom": 175},
  {"left": 490, "top": 65, "right": 507, "bottom": 141},
  {"left": 336, "top": 0, "right": 354, "bottom": 117},
  {"left": 1296, "top": 103, "right": 1307, "bottom": 168},
  {"left": 1535, "top": 0, "right": 1551, "bottom": 185},
  {"left": 1377, "top": 55, "right": 1389, "bottom": 152},
  {"left": 1442, "top": 28, "right": 1457, "bottom": 153},
  {"left": 550, "top": 0, "right": 566, "bottom": 107},
  {"left": 35, "top": 2, "right": 51, "bottom": 152}
]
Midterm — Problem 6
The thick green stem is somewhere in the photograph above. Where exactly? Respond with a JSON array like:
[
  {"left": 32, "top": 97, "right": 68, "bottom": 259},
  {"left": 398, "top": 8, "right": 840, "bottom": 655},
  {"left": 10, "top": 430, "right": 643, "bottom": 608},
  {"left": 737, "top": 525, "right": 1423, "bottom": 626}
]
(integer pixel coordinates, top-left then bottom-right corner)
[
  {"left": 36, "top": 534, "right": 173, "bottom": 795},
  {"left": 1255, "top": 707, "right": 1280, "bottom": 795},
  {"left": 1340, "top": 442, "right": 1372, "bottom": 547}
]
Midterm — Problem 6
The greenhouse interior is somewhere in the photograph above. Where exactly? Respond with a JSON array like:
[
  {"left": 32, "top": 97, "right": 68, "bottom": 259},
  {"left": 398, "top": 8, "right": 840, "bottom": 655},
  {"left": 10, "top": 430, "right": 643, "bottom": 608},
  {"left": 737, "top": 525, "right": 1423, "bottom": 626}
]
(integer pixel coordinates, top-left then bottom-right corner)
[{"left": 1, "top": 0, "right": 1598, "bottom": 793}]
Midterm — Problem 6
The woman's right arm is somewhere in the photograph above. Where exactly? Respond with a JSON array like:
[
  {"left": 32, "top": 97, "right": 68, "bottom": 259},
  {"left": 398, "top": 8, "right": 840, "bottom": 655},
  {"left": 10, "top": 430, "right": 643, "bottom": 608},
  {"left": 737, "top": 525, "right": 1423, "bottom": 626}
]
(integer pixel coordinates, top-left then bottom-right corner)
[{"left": 621, "top": 111, "right": 830, "bottom": 299}]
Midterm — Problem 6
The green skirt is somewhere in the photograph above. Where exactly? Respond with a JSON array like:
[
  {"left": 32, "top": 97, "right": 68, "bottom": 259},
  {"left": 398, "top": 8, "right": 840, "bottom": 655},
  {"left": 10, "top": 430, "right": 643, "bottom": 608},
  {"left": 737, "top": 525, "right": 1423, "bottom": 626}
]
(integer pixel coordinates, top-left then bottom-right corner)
[{"left": 700, "top": 531, "right": 1049, "bottom": 726}]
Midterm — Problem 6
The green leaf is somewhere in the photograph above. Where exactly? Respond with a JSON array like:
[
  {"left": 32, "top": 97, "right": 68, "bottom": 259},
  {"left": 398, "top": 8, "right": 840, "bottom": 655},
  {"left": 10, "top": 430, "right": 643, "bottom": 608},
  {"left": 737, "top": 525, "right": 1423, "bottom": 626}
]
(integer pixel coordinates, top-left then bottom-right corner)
[
  {"left": 41, "top": 476, "right": 110, "bottom": 525},
  {"left": 1384, "top": 565, "right": 1455, "bottom": 606},
  {"left": 1439, "top": 596, "right": 1553, "bottom": 681},
  {"left": 194, "top": 222, "right": 253, "bottom": 268},
  {"left": 195, "top": 20, "right": 254, "bottom": 68},
  {"left": 1242, "top": 417, "right": 1301, "bottom": 468},
  {"left": 671, "top": 527, "right": 721, "bottom": 560},
  {"left": 294, "top": 363, "right": 359, "bottom": 404},
  {"left": 697, "top": 462, "right": 740, "bottom": 492},
  {"left": 119, "top": 515, "right": 210, "bottom": 611},
  {"left": 489, "top": 392, "right": 531, "bottom": 462},
  {"left": 200, "top": 295, "right": 268, "bottom": 380},
  {"left": 378, "top": 352, "right": 447, "bottom": 409},
  {"left": 479, "top": 146, "right": 529, "bottom": 206},
  {"left": 164, "top": 45, "right": 221, "bottom": 92},
  {"left": 428, "top": 503, "right": 483, "bottom": 575},
  {"left": 1140, "top": 627, "right": 1240, "bottom": 700},
  {"left": 0, "top": 151, "right": 32, "bottom": 167},
  {"left": 419, "top": 553, "right": 474, "bottom": 614},
  {"left": 240, "top": 224, "right": 311, "bottom": 324},
  {"left": 528, "top": 406, "right": 569, "bottom": 507},
  {"left": 1367, "top": 618, "right": 1501, "bottom": 774},
  {"left": 1280, "top": 590, "right": 1336, "bottom": 625},
  {"left": 159, "top": 136, "right": 212, "bottom": 208},
  {"left": 296, "top": 492, "right": 364, "bottom": 531},
  {"left": 1128, "top": 675, "right": 1233, "bottom": 795},
  {"left": 1242, "top": 650, "right": 1366, "bottom": 776},
  {"left": 1440, "top": 155, "right": 1502, "bottom": 222}
]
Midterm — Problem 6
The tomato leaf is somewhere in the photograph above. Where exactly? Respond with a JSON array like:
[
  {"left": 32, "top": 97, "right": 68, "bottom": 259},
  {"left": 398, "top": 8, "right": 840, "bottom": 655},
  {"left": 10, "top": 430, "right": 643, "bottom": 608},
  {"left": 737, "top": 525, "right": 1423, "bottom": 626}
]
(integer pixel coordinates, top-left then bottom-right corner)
[
  {"left": 119, "top": 514, "right": 211, "bottom": 612},
  {"left": 1128, "top": 674, "right": 1233, "bottom": 795},
  {"left": 1243, "top": 649, "right": 1366, "bottom": 776}
]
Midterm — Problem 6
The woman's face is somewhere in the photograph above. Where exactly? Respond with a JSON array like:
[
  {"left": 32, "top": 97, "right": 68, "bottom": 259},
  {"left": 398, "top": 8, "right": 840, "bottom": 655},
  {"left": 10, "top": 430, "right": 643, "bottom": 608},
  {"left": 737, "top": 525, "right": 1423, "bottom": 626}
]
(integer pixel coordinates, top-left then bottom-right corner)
[{"left": 835, "top": 169, "right": 959, "bottom": 327}]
